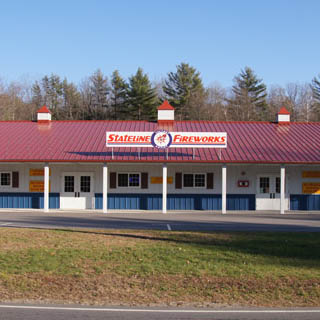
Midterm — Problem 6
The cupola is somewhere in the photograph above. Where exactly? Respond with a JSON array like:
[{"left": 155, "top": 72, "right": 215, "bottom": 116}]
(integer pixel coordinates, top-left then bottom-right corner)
[
  {"left": 277, "top": 107, "right": 290, "bottom": 123},
  {"left": 157, "top": 101, "right": 175, "bottom": 125},
  {"left": 37, "top": 105, "right": 52, "bottom": 122}
]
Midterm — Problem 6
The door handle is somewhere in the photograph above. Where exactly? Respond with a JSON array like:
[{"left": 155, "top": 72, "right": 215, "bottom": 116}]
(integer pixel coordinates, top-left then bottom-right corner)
[
  {"left": 78, "top": 192, "right": 80, "bottom": 197},
  {"left": 75, "top": 192, "right": 77, "bottom": 197}
]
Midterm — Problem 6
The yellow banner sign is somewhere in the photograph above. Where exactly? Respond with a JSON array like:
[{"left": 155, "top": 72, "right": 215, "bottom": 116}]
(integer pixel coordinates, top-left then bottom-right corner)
[
  {"left": 29, "top": 169, "right": 51, "bottom": 176},
  {"left": 29, "top": 181, "right": 51, "bottom": 192},
  {"left": 151, "top": 177, "right": 173, "bottom": 184},
  {"left": 302, "top": 183, "right": 320, "bottom": 194},
  {"left": 302, "top": 171, "right": 320, "bottom": 178}
]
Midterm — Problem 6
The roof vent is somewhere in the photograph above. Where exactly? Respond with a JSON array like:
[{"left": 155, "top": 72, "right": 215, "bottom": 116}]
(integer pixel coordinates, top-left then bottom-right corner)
[
  {"left": 37, "top": 105, "right": 52, "bottom": 122},
  {"left": 157, "top": 101, "right": 175, "bottom": 125},
  {"left": 277, "top": 107, "right": 290, "bottom": 123}
]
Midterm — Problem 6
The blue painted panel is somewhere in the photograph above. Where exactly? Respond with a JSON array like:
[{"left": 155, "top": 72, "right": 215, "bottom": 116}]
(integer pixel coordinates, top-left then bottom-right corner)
[
  {"left": 291, "top": 195, "right": 302, "bottom": 210},
  {"left": 95, "top": 194, "right": 156, "bottom": 210},
  {"left": 118, "top": 196, "right": 125, "bottom": 209},
  {"left": 95, "top": 194, "right": 255, "bottom": 210},
  {"left": 146, "top": 195, "right": 161, "bottom": 210},
  {"left": 0, "top": 193, "right": 60, "bottom": 209},
  {"left": 199, "top": 195, "right": 221, "bottom": 210},
  {"left": 108, "top": 196, "right": 114, "bottom": 209},
  {"left": 127, "top": 196, "right": 139, "bottom": 210},
  {"left": 291, "top": 194, "right": 320, "bottom": 210},
  {"left": 96, "top": 193, "right": 143, "bottom": 210},
  {"left": 227, "top": 194, "right": 256, "bottom": 211},
  {"left": 309, "top": 195, "right": 320, "bottom": 210}
]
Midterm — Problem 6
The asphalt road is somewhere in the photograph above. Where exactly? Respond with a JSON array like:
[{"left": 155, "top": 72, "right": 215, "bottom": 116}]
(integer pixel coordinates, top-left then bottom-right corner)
[
  {"left": 0, "top": 210, "right": 319, "bottom": 232},
  {"left": 0, "top": 305, "right": 320, "bottom": 320}
]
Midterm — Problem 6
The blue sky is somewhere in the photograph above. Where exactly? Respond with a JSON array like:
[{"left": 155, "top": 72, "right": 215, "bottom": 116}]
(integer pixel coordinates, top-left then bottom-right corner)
[{"left": 0, "top": 0, "right": 319, "bottom": 88}]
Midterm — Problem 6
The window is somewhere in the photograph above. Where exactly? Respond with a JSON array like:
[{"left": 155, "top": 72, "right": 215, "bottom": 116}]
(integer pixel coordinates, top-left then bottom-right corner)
[
  {"left": 183, "top": 174, "right": 194, "bottom": 187},
  {"left": 80, "top": 176, "right": 91, "bottom": 192},
  {"left": 64, "top": 176, "right": 74, "bottom": 192},
  {"left": 259, "top": 177, "right": 269, "bottom": 193},
  {"left": 118, "top": 173, "right": 140, "bottom": 187},
  {"left": 118, "top": 173, "right": 128, "bottom": 187},
  {"left": 275, "top": 177, "right": 280, "bottom": 194},
  {"left": 183, "top": 173, "right": 205, "bottom": 188},
  {"left": 0, "top": 172, "right": 11, "bottom": 186},
  {"left": 195, "top": 174, "right": 205, "bottom": 187},
  {"left": 129, "top": 174, "right": 140, "bottom": 187}
]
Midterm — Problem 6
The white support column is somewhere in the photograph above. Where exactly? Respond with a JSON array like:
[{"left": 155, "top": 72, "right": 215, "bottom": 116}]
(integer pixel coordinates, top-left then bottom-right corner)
[
  {"left": 280, "top": 165, "right": 286, "bottom": 214},
  {"left": 162, "top": 163, "right": 167, "bottom": 214},
  {"left": 103, "top": 163, "right": 108, "bottom": 214},
  {"left": 222, "top": 164, "right": 227, "bottom": 214},
  {"left": 44, "top": 163, "right": 49, "bottom": 213}
]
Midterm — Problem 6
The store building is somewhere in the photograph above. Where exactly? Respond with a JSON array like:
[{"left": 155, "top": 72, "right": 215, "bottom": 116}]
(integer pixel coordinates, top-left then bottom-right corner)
[{"left": 0, "top": 102, "right": 319, "bottom": 213}]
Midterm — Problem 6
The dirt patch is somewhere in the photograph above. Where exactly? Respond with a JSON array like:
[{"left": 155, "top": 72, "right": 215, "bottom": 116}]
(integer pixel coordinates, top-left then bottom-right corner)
[{"left": 0, "top": 273, "right": 319, "bottom": 307}]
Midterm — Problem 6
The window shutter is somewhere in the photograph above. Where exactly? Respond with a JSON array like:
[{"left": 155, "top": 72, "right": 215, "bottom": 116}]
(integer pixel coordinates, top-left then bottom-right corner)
[
  {"left": 12, "top": 172, "right": 19, "bottom": 188},
  {"left": 110, "top": 172, "right": 117, "bottom": 189},
  {"left": 141, "top": 172, "right": 148, "bottom": 189},
  {"left": 207, "top": 173, "right": 214, "bottom": 189},
  {"left": 175, "top": 172, "right": 182, "bottom": 189}
]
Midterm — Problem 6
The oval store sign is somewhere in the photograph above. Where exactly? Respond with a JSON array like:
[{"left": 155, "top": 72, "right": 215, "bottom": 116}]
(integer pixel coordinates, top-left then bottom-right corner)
[{"left": 106, "top": 131, "right": 227, "bottom": 148}]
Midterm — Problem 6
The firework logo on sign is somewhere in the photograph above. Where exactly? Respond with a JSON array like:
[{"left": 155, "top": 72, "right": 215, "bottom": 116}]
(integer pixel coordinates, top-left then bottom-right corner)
[{"left": 151, "top": 130, "right": 172, "bottom": 149}]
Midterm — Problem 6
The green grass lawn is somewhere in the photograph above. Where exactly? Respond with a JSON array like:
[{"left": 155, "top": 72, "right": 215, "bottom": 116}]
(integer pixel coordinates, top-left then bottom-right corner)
[{"left": 0, "top": 228, "right": 319, "bottom": 307}]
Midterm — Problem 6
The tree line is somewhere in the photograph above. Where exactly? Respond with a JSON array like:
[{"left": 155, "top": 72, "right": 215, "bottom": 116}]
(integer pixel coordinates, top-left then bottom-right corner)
[{"left": 0, "top": 63, "right": 320, "bottom": 122}]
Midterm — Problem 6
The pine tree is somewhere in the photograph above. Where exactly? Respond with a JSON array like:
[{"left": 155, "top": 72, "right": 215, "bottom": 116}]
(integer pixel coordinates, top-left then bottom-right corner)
[
  {"left": 41, "top": 74, "right": 63, "bottom": 119},
  {"left": 31, "top": 81, "right": 43, "bottom": 107},
  {"left": 61, "top": 79, "right": 81, "bottom": 120},
  {"left": 89, "top": 69, "right": 109, "bottom": 119},
  {"left": 126, "top": 68, "right": 158, "bottom": 120},
  {"left": 32, "top": 75, "right": 82, "bottom": 120},
  {"left": 230, "top": 67, "right": 268, "bottom": 121},
  {"left": 163, "top": 62, "right": 205, "bottom": 120},
  {"left": 110, "top": 70, "right": 128, "bottom": 120},
  {"left": 311, "top": 75, "right": 320, "bottom": 121}
]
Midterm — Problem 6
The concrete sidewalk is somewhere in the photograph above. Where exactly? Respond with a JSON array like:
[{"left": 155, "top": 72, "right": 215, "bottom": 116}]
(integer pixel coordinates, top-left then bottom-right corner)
[{"left": 0, "top": 208, "right": 319, "bottom": 215}]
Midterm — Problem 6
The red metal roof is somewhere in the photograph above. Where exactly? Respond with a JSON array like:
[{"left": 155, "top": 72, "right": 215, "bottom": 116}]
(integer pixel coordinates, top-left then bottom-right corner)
[
  {"left": 158, "top": 101, "right": 175, "bottom": 110},
  {"left": 0, "top": 120, "right": 320, "bottom": 164}
]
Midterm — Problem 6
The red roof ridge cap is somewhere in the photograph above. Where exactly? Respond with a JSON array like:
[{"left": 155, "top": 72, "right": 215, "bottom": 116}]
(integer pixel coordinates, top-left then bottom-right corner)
[
  {"left": 48, "top": 119, "right": 153, "bottom": 123},
  {"left": 174, "top": 120, "right": 272, "bottom": 124}
]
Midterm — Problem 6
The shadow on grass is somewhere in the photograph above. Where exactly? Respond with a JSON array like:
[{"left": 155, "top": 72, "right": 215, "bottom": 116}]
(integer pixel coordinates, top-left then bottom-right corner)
[
  {"left": 1, "top": 211, "right": 320, "bottom": 268},
  {"left": 4, "top": 223, "right": 320, "bottom": 266}
]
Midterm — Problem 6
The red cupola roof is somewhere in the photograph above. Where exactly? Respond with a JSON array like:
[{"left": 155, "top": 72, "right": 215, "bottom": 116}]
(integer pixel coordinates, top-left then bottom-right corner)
[
  {"left": 37, "top": 105, "right": 51, "bottom": 114},
  {"left": 157, "top": 100, "right": 175, "bottom": 111},
  {"left": 278, "top": 107, "right": 290, "bottom": 115}
]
